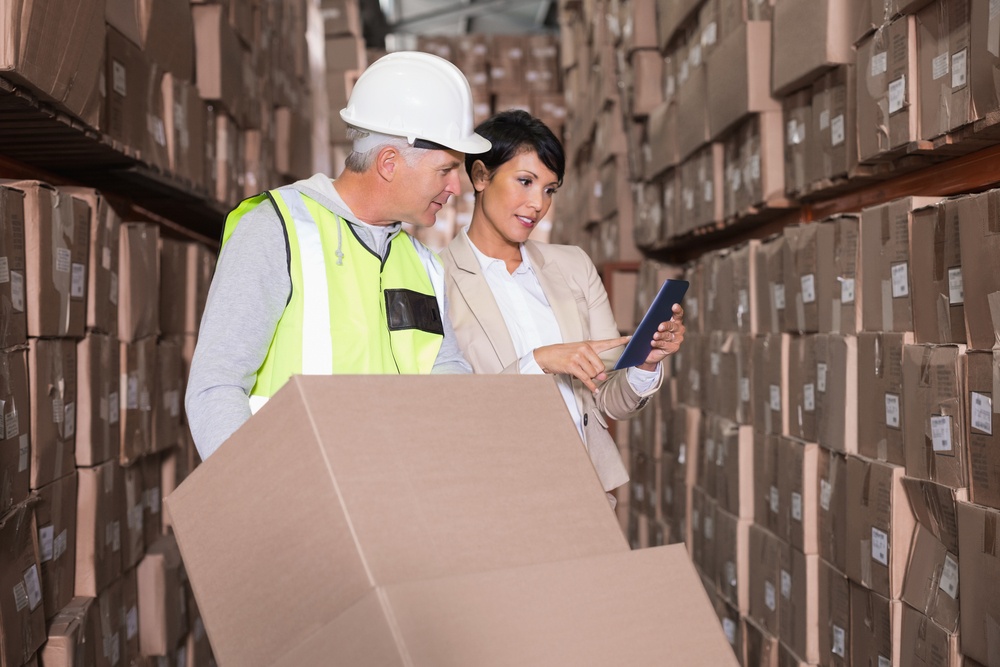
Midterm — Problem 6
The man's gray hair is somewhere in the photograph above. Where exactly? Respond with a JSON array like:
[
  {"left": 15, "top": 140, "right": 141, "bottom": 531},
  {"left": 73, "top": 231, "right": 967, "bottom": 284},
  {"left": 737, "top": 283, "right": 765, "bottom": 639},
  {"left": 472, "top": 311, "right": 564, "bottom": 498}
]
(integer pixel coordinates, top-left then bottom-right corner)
[{"left": 344, "top": 127, "right": 424, "bottom": 172}]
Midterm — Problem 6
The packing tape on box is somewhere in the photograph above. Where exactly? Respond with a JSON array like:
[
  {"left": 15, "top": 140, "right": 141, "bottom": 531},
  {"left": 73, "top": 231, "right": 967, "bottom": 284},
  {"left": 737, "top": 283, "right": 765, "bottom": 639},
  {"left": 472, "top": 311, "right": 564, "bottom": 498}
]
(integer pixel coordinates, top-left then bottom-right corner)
[
  {"left": 882, "top": 280, "right": 894, "bottom": 332},
  {"left": 937, "top": 294, "right": 953, "bottom": 343},
  {"left": 861, "top": 537, "right": 873, "bottom": 585}
]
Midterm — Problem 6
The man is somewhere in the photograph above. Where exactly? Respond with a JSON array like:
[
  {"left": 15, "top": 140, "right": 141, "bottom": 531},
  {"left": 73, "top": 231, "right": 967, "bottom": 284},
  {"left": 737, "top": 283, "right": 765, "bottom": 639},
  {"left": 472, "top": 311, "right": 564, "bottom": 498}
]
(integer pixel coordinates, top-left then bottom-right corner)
[{"left": 186, "top": 52, "right": 491, "bottom": 460}]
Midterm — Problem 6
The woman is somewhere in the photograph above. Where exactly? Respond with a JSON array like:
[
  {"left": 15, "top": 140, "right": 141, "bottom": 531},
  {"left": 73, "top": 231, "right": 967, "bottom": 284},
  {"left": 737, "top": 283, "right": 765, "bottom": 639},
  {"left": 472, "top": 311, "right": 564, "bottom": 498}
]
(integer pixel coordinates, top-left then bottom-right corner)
[{"left": 440, "top": 110, "right": 685, "bottom": 497}]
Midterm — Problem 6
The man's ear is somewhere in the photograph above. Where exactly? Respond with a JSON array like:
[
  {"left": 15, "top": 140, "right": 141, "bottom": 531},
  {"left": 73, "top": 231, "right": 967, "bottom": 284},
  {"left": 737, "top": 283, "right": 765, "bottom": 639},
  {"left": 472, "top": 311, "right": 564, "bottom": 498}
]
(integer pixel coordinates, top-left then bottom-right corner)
[
  {"left": 375, "top": 146, "right": 399, "bottom": 181},
  {"left": 471, "top": 160, "right": 490, "bottom": 192}
]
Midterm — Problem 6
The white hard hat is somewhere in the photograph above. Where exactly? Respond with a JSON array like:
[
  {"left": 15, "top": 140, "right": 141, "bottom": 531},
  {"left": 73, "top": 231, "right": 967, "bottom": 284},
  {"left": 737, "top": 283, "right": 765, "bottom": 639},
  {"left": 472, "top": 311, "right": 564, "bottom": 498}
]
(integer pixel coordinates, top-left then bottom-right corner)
[{"left": 341, "top": 51, "right": 492, "bottom": 155}]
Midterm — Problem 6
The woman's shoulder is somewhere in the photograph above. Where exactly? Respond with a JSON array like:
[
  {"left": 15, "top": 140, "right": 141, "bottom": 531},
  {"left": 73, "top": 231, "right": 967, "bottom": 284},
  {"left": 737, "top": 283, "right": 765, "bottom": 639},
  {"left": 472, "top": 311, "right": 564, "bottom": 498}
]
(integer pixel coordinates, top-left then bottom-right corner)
[{"left": 528, "top": 240, "right": 595, "bottom": 269}]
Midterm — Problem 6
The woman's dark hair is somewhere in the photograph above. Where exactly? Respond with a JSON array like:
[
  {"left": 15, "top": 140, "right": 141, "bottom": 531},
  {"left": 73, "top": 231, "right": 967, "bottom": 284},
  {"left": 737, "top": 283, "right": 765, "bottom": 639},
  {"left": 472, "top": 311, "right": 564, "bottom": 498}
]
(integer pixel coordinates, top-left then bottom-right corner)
[{"left": 466, "top": 109, "right": 565, "bottom": 186}]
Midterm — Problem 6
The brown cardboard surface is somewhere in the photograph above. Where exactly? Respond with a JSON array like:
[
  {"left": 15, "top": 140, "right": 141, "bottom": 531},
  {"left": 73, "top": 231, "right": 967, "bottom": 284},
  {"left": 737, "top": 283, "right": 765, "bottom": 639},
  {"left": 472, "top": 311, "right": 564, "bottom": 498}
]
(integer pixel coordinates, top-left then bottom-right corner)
[
  {"left": 902, "top": 344, "right": 968, "bottom": 489},
  {"left": 119, "top": 337, "right": 156, "bottom": 466},
  {"left": 725, "top": 111, "right": 785, "bottom": 217},
  {"left": 707, "top": 21, "right": 780, "bottom": 139},
  {"left": 675, "top": 332, "right": 707, "bottom": 408},
  {"left": 28, "top": 338, "right": 77, "bottom": 490},
  {"left": 0, "top": 186, "right": 26, "bottom": 349},
  {"left": 731, "top": 240, "right": 760, "bottom": 337},
  {"left": 137, "top": 535, "right": 186, "bottom": 657},
  {"left": 118, "top": 224, "right": 160, "bottom": 343},
  {"left": 657, "top": 0, "right": 702, "bottom": 49},
  {"left": 755, "top": 234, "right": 788, "bottom": 335},
  {"left": 957, "top": 189, "right": 1000, "bottom": 351},
  {"left": 850, "top": 582, "right": 902, "bottom": 667},
  {"left": 153, "top": 340, "right": 182, "bottom": 455},
  {"left": 824, "top": 214, "right": 862, "bottom": 335},
  {"left": 165, "top": 375, "right": 635, "bottom": 666},
  {"left": 162, "top": 74, "right": 208, "bottom": 188},
  {"left": 745, "top": 616, "right": 780, "bottom": 667},
  {"left": 846, "top": 454, "right": 917, "bottom": 598},
  {"left": 910, "top": 200, "right": 966, "bottom": 343},
  {"left": 956, "top": 500, "right": 1000, "bottom": 666},
  {"left": 782, "top": 90, "right": 813, "bottom": 196},
  {"left": 778, "top": 436, "right": 819, "bottom": 554},
  {"left": 858, "top": 332, "right": 915, "bottom": 464},
  {"left": 140, "top": 454, "right": 162, "bottom": 549},
  {"left": 95, "top": 571, "right": 122, "bottom": 667},
  {"left": 34, "top": 472, "right": 77, "bottom": 621},
  {"left": 677, "top": 44, "right": 711, "bottom": 160},
  {"left": 645, "top": 101, "right": 680, "bottom": 188},
  {"left": 857, "top": 17, "right": 920, "bottom": 161},
  {"left": 819, "top": 558, "right": 851, "bottom": 666},
  {"left": 755, "top": 432, "right": 782, "bottom": 535},
  {"left": 771, "top": 0, "right": 857, "bottom": 96},
  {"left": 121, "top": 465, "right": 144, "bottom": 570},
  {"left": 629, "top": 50, "right": 664, "bottom": 117},
  {"left": 38, "top": 595, "right": 99, "bottom": 666},
  {"left": 0, "top": 499, "right": 45, "bottom": 667},
  {"left": 75, "top": 333, "right": 120, "bottom": 468},
  {"left": 120, "top": 566, "right": 141, "bottom": 666},
  {"left": 779, "top": 547, "right": 820, "bottom": 663},
  {"left": 62, "top": 188, "right": 120, "bottom": 338},
  {"left": 787, "top": 335, "right": 819, "bottom": 442},
  {"left": 192, "top": 5, "right": 243, "bottom": 118},
  {"left": 0, "top": 348, "right": 30, "bottom": 517},
  {"left": 102, "top": 28, "right": 152, "bottom": 158},
  {"left": 705, "top": 249, "right": 737, "bottom": 333},
  {"left": 902, "top": 525, "right": 961, "bottom": 632},
  {"left": 966, "top": 350, "right": 1000, "bottom": 509},
  {"left": 753, "top": 333, "right": 790, "bottom": 437},
  {"left": 784, "top": 223, "right": 836, "bottom": 334},
  {"left": 715, "top": 416, "right": 754, "bottom": 518},
  {"left": 811, "top": 66, "right": 859, "bottom": 186},
  {"left": 749, "top": 523, "right": 783, "bottom": 635},
  {"left": 711, "top": 595, "right": 746, "bottom": 663},
  {"left": 818, "top": 448, "right": 849, "bottom": 572},
  {"left": 917, "top": 0, "right": 973, "bottom": 140},
  {"left": 969, "top": 0, "right": 1000, "bottom": 124},
  {"left": 815, "top": 333, "right": 858, "bottom": 455},
  {"left": 715, "top": 506, "right": 751, "bottom": 613},
  {"left": 900, "top": 605, "right": 961, "bottom": 667},
  {"left": 74, "top": 460, "right": 122, "bottom": 598},
  {"left": 141, "top": 0, "right": 195, "bottom": 80}
]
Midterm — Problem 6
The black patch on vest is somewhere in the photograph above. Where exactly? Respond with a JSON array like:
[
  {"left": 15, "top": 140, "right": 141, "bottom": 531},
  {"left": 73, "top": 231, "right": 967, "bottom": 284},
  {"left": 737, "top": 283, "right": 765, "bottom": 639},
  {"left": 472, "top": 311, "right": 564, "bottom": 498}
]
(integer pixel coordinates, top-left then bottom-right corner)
[{"left": 384, "top": 289, "right": 444, "bottom": 335}]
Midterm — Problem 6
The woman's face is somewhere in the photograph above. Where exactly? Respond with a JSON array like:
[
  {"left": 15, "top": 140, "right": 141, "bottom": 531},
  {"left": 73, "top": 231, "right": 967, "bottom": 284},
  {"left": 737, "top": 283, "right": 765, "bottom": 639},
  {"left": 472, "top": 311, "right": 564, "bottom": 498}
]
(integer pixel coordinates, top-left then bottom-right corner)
[{"left": 472, "top": 149, "right": 559, "bottom": 246}]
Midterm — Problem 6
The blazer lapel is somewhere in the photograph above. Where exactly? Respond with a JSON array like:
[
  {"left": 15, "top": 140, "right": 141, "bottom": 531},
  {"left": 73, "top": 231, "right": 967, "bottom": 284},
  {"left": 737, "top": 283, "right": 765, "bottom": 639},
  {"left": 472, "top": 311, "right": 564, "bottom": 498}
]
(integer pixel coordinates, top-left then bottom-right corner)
[
  {"left": 526, "top": 242, "right": 585, "bottom": 344},
  {"left": 448, "top": 232, "right": 519, "bottom": 367}
]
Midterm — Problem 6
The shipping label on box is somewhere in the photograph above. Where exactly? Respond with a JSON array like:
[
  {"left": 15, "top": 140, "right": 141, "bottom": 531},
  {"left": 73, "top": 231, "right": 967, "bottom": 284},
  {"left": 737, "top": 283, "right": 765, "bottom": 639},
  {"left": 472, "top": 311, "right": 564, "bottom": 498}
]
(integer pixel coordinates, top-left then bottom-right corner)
[
  {"left": 858, "top": 332, "right": 914, "bottom": 464},
  {"left": 0, "top": 349, "right": 30, "bottom": 517}
]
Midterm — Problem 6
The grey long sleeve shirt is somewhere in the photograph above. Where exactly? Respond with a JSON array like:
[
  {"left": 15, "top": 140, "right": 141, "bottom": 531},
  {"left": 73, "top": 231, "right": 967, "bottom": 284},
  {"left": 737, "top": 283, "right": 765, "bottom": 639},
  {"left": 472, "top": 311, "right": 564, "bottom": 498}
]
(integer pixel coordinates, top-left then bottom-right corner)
[{"left": 185, "top": 174, "right": 472, "bottom": 460}]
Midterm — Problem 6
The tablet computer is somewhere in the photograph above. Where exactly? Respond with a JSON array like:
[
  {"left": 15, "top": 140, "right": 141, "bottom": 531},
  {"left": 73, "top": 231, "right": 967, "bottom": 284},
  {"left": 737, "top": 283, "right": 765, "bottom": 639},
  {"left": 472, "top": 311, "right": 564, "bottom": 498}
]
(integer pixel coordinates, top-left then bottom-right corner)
[{"left": 613, "top": 279, "right": 689, "bottom": 370}]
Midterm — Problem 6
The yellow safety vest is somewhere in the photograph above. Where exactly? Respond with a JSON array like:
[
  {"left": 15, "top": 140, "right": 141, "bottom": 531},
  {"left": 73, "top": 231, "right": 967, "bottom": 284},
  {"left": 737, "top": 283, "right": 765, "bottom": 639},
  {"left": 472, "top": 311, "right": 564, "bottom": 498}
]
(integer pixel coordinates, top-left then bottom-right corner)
[{"left": 222, "top": 186, "right": 444, "bottom": 411}]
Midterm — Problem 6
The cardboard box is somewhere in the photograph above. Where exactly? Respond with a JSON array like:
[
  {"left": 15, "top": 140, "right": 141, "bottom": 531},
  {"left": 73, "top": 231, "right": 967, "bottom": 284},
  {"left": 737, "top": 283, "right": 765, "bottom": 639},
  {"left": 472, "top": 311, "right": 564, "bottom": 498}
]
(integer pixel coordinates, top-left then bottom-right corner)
[
  {"left": 786, "top": 335, "right": 818, "bottom": 441},
  {"left": 908, "top": 199, "right": 965, "bottom": 344},
  {"left": 38, "top": 595, "right": 100, "bottom": 666},
  {"left": 321, "top": 0, "right": 362, "bottom": 37},
  {"left": 902, "top": 344, "right": 968, "bottom": 489},
  {"left": 821, "top": 215, "right": 862, "bottom": 335},
  {"left": 0, "top": 0, "right": 105, "bottom": 126},
  {"left": 675, "top": 332, "right": 707, "bottom": 408},
  {"left": 729, "top": 240, "right": 759, "bottom": 336},
  {"left": 162, "top": 74, "right": 208, "bottom": 188},
  {"left": 95, "top": 573, "right": 122, "bottom": 667},
  {"left": 74, "top": 461, "right": 122, "bottom": 598},
  {"left": 771, "top": 0, "right": 857, "bottom": 96},
  {"left": 714, "top": 506, "right": 751, "bottom": 613},
  {"left": 714, "top": 412, "right": 755, "bottom": 520},
  {"left": 153, "top": 340, "right": 182, "bottom": 455},
  {"left": 711, "top": 595, "right": 745, "bottom": 663},
  {"left": 707, "top": 22, "right": 780, "bottom": 139},
  {"left": 118, "top": 224, "right": 160, "bottom": 343},
  {"left": 966, "top": 350, "right": 1000, "bottom": 509},
  {"left": 917, "top": 0, "right": 972, "bottom": 140},
  {"left": 745, "top": 616, "right": 780, "bottom": 667},
  {"left": 755, "top": 234, "right": 788, "bottom": 335},
  {"left": 62, "top": 189, "right": 120, "bottom": 337},
  {"left": 956, "top": 500, "right": 1000, "bottom": 666},
  {"left": 628, "top": 50, "right": 664, "bottom": 117},
  {"left": 784, "top": 224, "right": 836, "bottom": 334},
  {"left": 900, "top": 605, "right": 961, "bottom": 667},
  {"left": 11, "top": 181, "right": 90, "bottom": 338},
  {"left": 748, "top": 523, "right": 783, "bottom": 635},
  {"left": 850, "top": 582, "right": 902, "bottom": 667},
  {"left": 778, "top": 436, "right": 819, "bottom": 554},
  {"left": 102, "top": 28, "right": 152, "bottom": 158},
  {"left": 677, "top": 42, "right": 711, "bottom": 161},
  {"left": 755, "top": 432, "right": 782, "bottom": 535},
  {"left": 119, "top": 567, "right": 141, "bottom": 666},
  {"left": 970, "top": 0, "right": 1000, "bottom": 124},
  {"left": 846, "top": 455, "right": 917, "bottom": 598},
  {"left": 693, "top": 489, "right": 719, "bottom": 576},
  {"left": 810, "top": 66, "right": 859, "bottom": 186},
  {"left": 818, "top": 448, "right": 849, "bottom": 573},
  {"left": 783, "top": 89, "right": 814, "bottom": 196},
  {"left": 815, "top": 334, "right": 858, "bottom": 455},
  {"left": 753, "top": 334, "right": 790, "bottom": 436},
  {"left": 705, "top": 249, "right": 738, "bottom": 333},
  {"left": 28, "top": 338, "right": 77, "bottom": 490},
  {"left": 121, "top": 465, "right": 145, "bottom": 570},
  {"left": 140, "top": 0, "right": 196, "bottom": 80},
  {"left": 192, "top": 5, "right": 243, "bottom": 118},
  {"left": 140, "top": 454, "right": 162, "bottom": 549},
  {"left": 657, "top": 0, "right": 702, "bottom": 49},
  {"left": 957, "top": 189, "right": 1000, "bottom": 351},
  {"left": 818, "top": 558, "right": 850, "bottom": 666},
  {"left": 0, "top": 499, "right": 45, "bottom": 667},
  {"left": 119, "top": 337, "right": 156, "bottom": 466},
  {"left": 0, "top": 186, "right": 26, "bottom": 349},
  {"left": 858, "top": 332, "right": 914, "bottom": 464},
  {"left": 0, "top": 349, "right": 30, "bottom": 517},
  {"left": 779, "top": 547, "right": 820, "bottom": 663},
  {"left": 726, "top": 111, "right": 785, "bottom": 218},
  {"left": 75, "top": 333, "right": 120, "bottom": 468},
  {"left": 35, "top": 472, "right": 77, "bottom": 621},
  {"left": 857, "top": 16, "right": 920, "bottom": 161},
  {"left": 137, "top": 536, "right": 187, "bottom": 657}
]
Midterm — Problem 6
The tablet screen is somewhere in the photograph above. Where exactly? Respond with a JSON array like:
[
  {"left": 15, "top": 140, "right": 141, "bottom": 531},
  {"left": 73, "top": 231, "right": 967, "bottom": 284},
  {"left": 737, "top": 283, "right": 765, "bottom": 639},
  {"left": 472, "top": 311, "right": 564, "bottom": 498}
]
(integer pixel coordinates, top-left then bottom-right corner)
[{"left": 613, "top": 279, "right": 689, "bottom": 370}]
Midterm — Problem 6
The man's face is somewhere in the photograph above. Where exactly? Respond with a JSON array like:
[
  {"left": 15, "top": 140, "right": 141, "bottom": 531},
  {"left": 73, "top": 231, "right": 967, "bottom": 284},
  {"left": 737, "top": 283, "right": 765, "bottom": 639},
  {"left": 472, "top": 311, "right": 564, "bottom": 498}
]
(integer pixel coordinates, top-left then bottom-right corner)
[{"left": 393, "top": 148, "right": 464, "bottom": 227}]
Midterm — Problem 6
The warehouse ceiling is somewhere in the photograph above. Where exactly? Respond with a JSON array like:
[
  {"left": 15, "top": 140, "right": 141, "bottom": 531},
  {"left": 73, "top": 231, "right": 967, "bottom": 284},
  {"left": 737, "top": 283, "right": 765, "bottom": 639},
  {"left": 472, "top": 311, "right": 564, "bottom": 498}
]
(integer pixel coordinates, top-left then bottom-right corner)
[{"left": 362, "top": 0, "right": 558, "bottom": 45}]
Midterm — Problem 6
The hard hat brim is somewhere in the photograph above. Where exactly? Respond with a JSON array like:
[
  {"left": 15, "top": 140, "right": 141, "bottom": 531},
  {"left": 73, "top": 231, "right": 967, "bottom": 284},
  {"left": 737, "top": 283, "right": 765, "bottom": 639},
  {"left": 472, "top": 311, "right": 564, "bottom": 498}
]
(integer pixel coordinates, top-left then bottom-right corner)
[{"left": 340, "top": 112, "right": 493, "bottom": 155}]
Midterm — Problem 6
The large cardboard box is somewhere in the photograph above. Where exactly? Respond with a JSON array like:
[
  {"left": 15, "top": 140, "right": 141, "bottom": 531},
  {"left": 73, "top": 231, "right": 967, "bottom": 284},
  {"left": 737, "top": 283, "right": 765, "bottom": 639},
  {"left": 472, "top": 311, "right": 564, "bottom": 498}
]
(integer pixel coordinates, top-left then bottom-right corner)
[
  {"left": 861, "top": 196, "right": 941, "bottom": 333},
  {"left": 62, "top": 188, "right": 120, "bottom": 338},
  {"left": 119, "top": 567, "right": 141, "bottom": 667},
  {"left": 121, "top": 464, "right": 145, "bottom": 570},
  {"left": 75, "top": 333, "right": 120, "bottom": 468},
  {"left": 74, "top": 460, "right": 122, "bottom": 598},
  {"left": 657, "top": 0, "right": 702, "bottom": 49},
  {"left": 162, "top": 74, "right": 208, "bottom": 188},
  {"left": 191, "top": 5, "right": 243, "bottom": 119},
  {"left": 94, "top": 573, "right": 122, "bottom": 667},
  {"left": 28, "top": 338, "right": 77, "bottom": 490},
  {"left": 957, "top": 188, "right": 1000, "bottom": 351},
  {"left": 745, "top": 616, "right": 780, "bottom": 667},
  {"left": 818, "top": 558, "right": 851, "bottom": 666},
  {"left": 787, "top": 335, "right": 818, "bottom": 442},
  {"left": 858, "top": 332, "right": 914, "bottom": 464},
  {"left": 900, "top": 605, "right": 962, "bottom": 667},
  {"left": 917, "top": 0, "right": 973, "bottom": 140},
  {"left": 675, "top": 332, "right": 707, "bottom": 408},
  {"left": 818, "top": 448, "right": 849, "bottom": 573},
  {"left": 140, "top": 454, "right": 162, "bottom": 549},
  {"left": 153, "top": 340, "right": 182, "bottom": 455},
  {"left": 970, "top": 0, "right": 1000, "bottom": 124},
  {"left": 755, "top": 432, "right": 782, "bottom": 534},
  {"left": 784, "top": 224, "right": 836, "bottom": 334},
  {"left": 705, "top": 249, "right": 738, "bottom": 333},
  {"left": 0, "top": 499, "right": 45, "bottom": 667},
  {"left": 846, "top": 455, "right": 917, "bottom": 599},
  {"left": 707, "top": 22, "right": 780, "bottom": 139},
  {"left": 783, "top": 90, "right": 813, "bottom": 196},
  {"left": 902, "top": 344, "right": 968, "bottom": 489},
  {"left": 102, "top": 28, "right": 155, "bottom": 159},
  {"left": 13, "top": 181, "right": 90, "bottom": 339},
  {"left": 165, "top": 376, "right": 739, "bottom": 666},
  {"left": 119, "top": 337, "right": 156, "bottom": 466},
  {"left": 966, "top": 350, "right": 1000, "bottom": 509},
  {"left": 756, "top": 234, "right": 788, "bottom": 335},
  {"left": 850, "top": 582, "right": 903, "bottom": 667},
  {"left": 714, "top": 417, "right": 754, "bottom": 518},
  {"left": 956, "top": 500, "right": 1000, "bottom": 666},
  {"left": 771, "top": 0, "right": 857, "bottom": 96},
  {"left": 728, "top": 240, "right": 759, "bottom": 338},
  {"left": 810, "top": 66, "right": 859, "bottom": 186},
  {"left": 38, "top": 595, "right": 100, "bottom": 666},
  {"left": 748, "top": 523, "right": 783, "bottom": 635},
  {"left": 0, "top": 186, "right": 27, "bottom": 350},
  {"left": 714, "top": 506, "right": 751, "bottom": 613},
  {"left": 35, "top": 472, "right": 77, "bottom": 621},
  {"left": 823, "top": 215, "right": 862, "bottom": 335},
  {"left": 724, "top": 112, "right": 785, "bottom": 218},
  {"left": 910, "top": 199, "right": 966, "bottom": 343},
  {"left": 645, "top": 101, "right": 680, "bottom": 180},
  {"left": 137, "top": 536, "right": 186, "bottom": 657},
  {"left": 779, "top": 547, "right": 820, "bottom": 663},
  {"left": 753, "top": 334, "right": 790, "bottom": 437},
  {"left": 678, "top": 143, "right": 725, "bottom": 233},
  {"left": 677, "top": 42, "right": 711, "bottom": 161},
  {"left": 857, "top": 17, "right": 920, "bottom": 161},
  {"left": 902, "top": 524, "right": 961, "bottom": 632},
  {"left": 0, "top": 349, "right": 30, "bottom": 517},
  {"left": 815, "top": 333, "right": 858, "bottom": 455},
  {"left": 778, "top": 436, "right": 819, "bottom": 554},
  {"left": 118, "top": 224, "right": 160, "bottom": 343}
]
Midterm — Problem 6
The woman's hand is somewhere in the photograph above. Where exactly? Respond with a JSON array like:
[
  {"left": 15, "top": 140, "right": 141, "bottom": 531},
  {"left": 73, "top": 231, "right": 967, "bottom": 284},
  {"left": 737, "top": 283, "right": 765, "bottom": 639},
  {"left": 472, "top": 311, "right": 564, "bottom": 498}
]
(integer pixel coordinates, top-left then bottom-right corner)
[
  {"left": 533, "top": 336, "right": 631, "bottom": 394},
  {"left": 638, "top": 304, "right": 686, "bottom": 372}
]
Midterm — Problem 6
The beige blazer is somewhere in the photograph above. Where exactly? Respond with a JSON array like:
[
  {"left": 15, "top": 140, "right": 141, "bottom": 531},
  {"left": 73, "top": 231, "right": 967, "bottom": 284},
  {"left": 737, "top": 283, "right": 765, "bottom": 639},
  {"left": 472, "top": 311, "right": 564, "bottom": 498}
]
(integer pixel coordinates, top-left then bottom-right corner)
[{"left": 441, "top": 232, "right": 663, "bottom": 492}]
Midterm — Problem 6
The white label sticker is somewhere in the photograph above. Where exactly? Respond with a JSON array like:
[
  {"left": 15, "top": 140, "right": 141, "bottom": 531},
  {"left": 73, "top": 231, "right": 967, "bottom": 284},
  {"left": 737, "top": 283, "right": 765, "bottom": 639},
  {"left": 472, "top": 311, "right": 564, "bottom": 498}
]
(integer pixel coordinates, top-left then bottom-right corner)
[
  {"left": 738, "top": 289, "right": 749, "bottom": 317},
  {"left": 110, "top": 271, "right": 118, "bottom": 306},
  {"left": 112, "top": 521, "right": 121, "bottom": 552},
  {"left": 13, "top": 581, "right": 28, "bottom": 612},
  {"left": 819, "top": 109, "right": 830, "bottom": 130},
  {"left": 704, "top": 515, "right": 714, "bottom": 540},
  {"left": 113, "top": 60, "right": 127, "bottom": 96},
  {"left": 817, "top": 363, "right": 828, "bottom": 393},
  {"left": 54, "top": 529, "right": 67, "bottom": 560},
  {"left": 872, "top": 51, "right": 888, "bottom": 76},
  {"left": 0, "top": 257, "right": 7, "bottom": 283},
  {"left": 770, "top": 385, "right": 781, "bottom": 412},
  {"left": 931, "top": 415, "right": 953, "bottom": 452},
  {"left": 879, "top": 656, "right": 891, "bottom": 667},
  {"left": 972, "top": 392, "right": 993, "bottom": 434},
  {"left": 726, "top": 561, "right": 737, "bottom": 587},
  {"left": 831, "top": 115, "right": 846, "bottom": 146},
  {"left": 833, "top": 625, "right": 846, "bottom": 657},
  {"left": 52, "top": 397, "right": 64, "bottom": 424},
  {"left": 740, "top": 378, "right": 751, "bottom": 403},
  {"left": 886, "top": 393, "right": 901, "bottom": 429},
  {"left": 952, "top": 49, "right": 968, "bottom": 88},
  {"left": 149, "top": 487, "right": 161, "bottom": 513},
  {"left": 56, "top": 247, "right": 71, "bottom": 273},
  {"left": 781, "top": 569, "right": 792, "bottom": 599},
  {"left": 679, "top": 444, "right": 687, "bottom": 465},
  {"left": 889, "top": 76, "right": 906, "bottom": 114},
  {"left": 765, "top": 581, "right": 776, "bottom": 610},
  {"left": 840, "top": 277, "right": 856, "bottom": 304},
  {"left": 109, "top": 391, "right": 119, "bottom": 425},
  {"left": 24, "top": 565, "right": 42, "bottom": 611},
  {"left": 691, "top": 370, "right": 701, "bottom": 392},
  {"left": 751, "top": 154, "right": 761, "bottom": 180},
  {"left": 102, "top": 246, "right": 111, "bottom": 270},
  {"left": 18, "top": 434, "right": 27, "bottom": 472},
  {"left": 703, "top": 22, "right": 718, "bottom": 46},
  {"left": 932, "top": 52, "right": 950, "bottom": 80},
  {"left": 10, "top": 272, "right": 23, "bottom": 312},
  {"left": 773, "top": 283, "right": 786, "bottom": 310},
  {"left": 770, "top": 485, "right": 780, "bottom": 514},
  {"left": 872, "top": 527, "right": 890, "bottom": 566},
  {"left": 71, "top": 263, "right": 86, "bottom": 298},
  {"left": 6, "top": 406, "right": 19, "bottom": 439},
  {"left": 891, "top": 262, "right": 909, "bottom": 298},
  {"left": 127, "top": 374, "right": 139, "bottom": 410},
  {"left": 821, "top": 479, "right": 833, "bottom": 511},
  {"left": 723, "top": 617, "right": 737, "bottom": 645},
  {"left": 711, "top": 353, "right": 721, "bottom": 376},
  {"left": 110, "top": 633, "right": 120, "bottom": 665},
  {"left": 706, "top": 439, "right": 716, "bottom": 463},
  {"left": 716, "top": 441, "right": 725, "bottom": 467},
  {"left": 948, "top": 267, "right": 964, "bottom": 304},
  {"left": 127, "top": 606, "right": 138, "bottom": 639},
  {"left": 704, "top": 180, "right": 714, "bottom": 203},
  {"left": 792, "top": 492, "right": 803, "bottom": 521},
  {"left": 804, "top": 383, "right": 816, "bottom": 412},
  {"left": 939, "top": 553, "right": 959, "bottom": 599},
  {"left": 65, "top": 402, "right": 75, "bottom": 438},
  {"left": 39, "top": 525, "right": 54, "bottom": 563},
  {"left": 634, "top": 483, "right": 645, "bottom": 502},
  {"left": 801, "top": 274, "right": 816, "bottom": 304}
]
